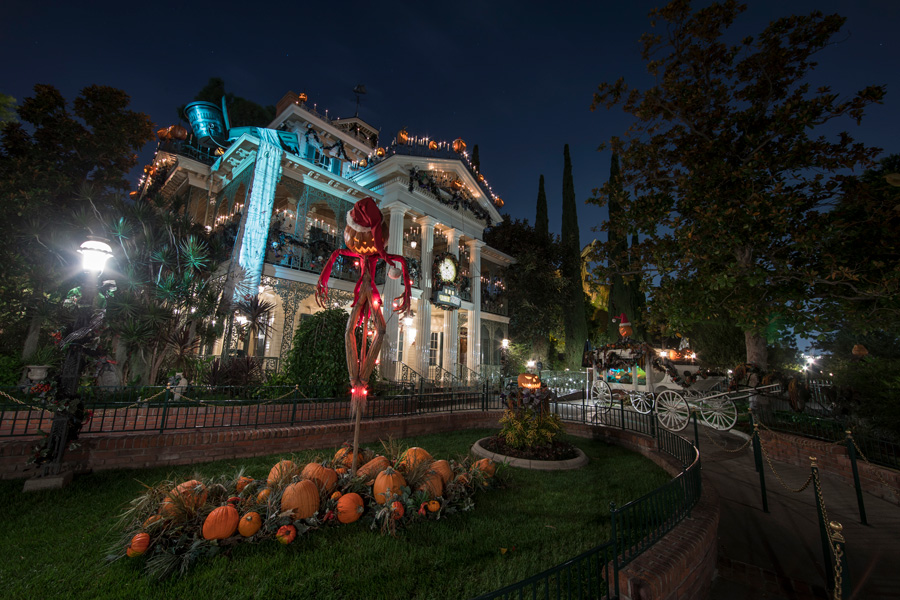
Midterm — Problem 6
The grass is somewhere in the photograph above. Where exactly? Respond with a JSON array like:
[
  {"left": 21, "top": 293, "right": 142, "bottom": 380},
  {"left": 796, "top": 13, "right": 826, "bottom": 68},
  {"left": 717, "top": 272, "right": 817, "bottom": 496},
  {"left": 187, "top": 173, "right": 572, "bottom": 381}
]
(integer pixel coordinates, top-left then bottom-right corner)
[{"left": 0, "top": 429, "right": 669, "bottom": 600}]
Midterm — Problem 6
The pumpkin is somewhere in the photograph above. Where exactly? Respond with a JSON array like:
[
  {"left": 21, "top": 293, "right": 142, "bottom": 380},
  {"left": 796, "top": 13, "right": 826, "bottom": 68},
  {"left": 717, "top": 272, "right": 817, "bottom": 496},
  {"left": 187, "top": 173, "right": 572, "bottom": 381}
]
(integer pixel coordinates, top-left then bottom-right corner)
[
  {"left": 142, "top": 515, "right": 162, "bottom": 528},
  {"left": 301, "top": 462, "right": 338, "bottom": 493},
  {"left": 430, "top": 459, "right": 453, "bottom": 484},
  {"left": 226, "top": 496, "right": 242, "bottom": 505},
  {"left": 452, "top": 138, "right": 466, "bottom": 153},
  {"left": 281, "top": 480, "right": 320, "bottom": 519},
  {"left": 156, "top": 127, "right": 170, "bottom": 140},
  {"left": 373, "top": 467, "right": 406, "bottom": 505},
  {"left": 202, "top": 505, "right": 239, "bottom": 540},
  {"left": 168, "top": 124, "right": 188, "bottom": 140},
  {"left": 160, "top": 480, "right": 207, "bottom": 516},
  {"left": 517, "top": 373, "right": 541, "bottom": 389},
  {"left": 256, "top": 488, "right": 271, "bottom": 503},
  {"left": 344, "top": 220, "right": 389, "bottom": 256},
  {"left": 334, "top": 446, "right": 365, "bottom": 469},
  {"left": 397, "top": 129, "right": 409, "bottom": 145},
  {"left": 238, "top": 511, "right": 262, "bottom": 537},
  {"left": 336, "top": 492, "right": 364, "bottom": 524},
  {"left": 235, "top": 476, "right": 254, "bottom": 492},
  {"left": 297, "top": 92, "right": 308, "bottom": 103},
  {"left": 397, "top": 447, "right": 433, "bottom": 471},
  {"left": 267, "top": 460, "right": 296, "bottom": 486},
  {"left": 391, "top": 500, "right": 405, "bottom": 520},
  {"left": 473, "top": 458, "right": 496, "bottom": 477},
  {"left": 331, "top": 491, "right": 343, "bottom": 500},
  {"left": 428, "top": 140, "right": 438, "bottom": 150},
  {"left": 126, "top": 532, "right": 151, "bottom": 557},
  {"left": 494, "top": 197, "right": 504, "bottom": 208},
  {"left": 375, "top": 147, "right": 386, "bottom": 157},
  {"left": 357, "top": 455, "right": 390, "bottom": 481},
  {"left": 427, "top": 500, "right": 441, "bottom": 513},
  {"left": 417, "top": 472, "right": 443, "bottom": 499},
  {"left": 276, "top": 524, "right": 297, "bottom": 545},
  {"left": 336, "top": 467, "right": 348, "bottom": 476}
]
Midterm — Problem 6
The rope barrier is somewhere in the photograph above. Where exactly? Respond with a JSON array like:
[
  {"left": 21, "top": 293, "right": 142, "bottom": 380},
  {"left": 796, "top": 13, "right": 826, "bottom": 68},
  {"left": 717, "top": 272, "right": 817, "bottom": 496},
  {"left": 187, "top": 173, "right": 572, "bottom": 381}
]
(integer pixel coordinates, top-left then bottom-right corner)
[
  {"left": 757, "top": 433, "right": 815, "bottom": 493},
  {"left": 700, "top": 420, "right": 753, "bottom": 453},
  {"left": 849, "top": 434, "right": 900, "bottom": 497},
  {"left": 0, "top": 389, "right": 50, "bottom": 413},
  {"left": 813, "top": 463, "right": 844, "bottom": 600}
]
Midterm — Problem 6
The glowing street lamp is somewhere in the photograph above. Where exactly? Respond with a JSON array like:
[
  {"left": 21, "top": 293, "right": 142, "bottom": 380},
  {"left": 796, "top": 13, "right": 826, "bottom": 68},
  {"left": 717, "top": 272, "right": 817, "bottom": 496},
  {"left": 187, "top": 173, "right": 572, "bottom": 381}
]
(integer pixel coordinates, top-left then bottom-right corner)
[{"left": 78, "top": 238, "right": 114, "bottom": 274}]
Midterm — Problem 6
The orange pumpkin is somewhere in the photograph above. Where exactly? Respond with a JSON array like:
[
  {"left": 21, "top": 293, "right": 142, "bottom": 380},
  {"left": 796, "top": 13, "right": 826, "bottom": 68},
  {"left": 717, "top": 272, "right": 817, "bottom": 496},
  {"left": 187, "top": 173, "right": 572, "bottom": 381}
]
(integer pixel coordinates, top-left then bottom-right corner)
[
  {"left": 256, "top": 488, "right": 271, "bottom": 503},
  {"left": 427, "top": 500, "right": 441, "bottom": 513},
  {"left": 235, "top": 476, "right": 254, "bottom": 492},
  {"left": 331, "top": 491, "right": 343, "bottom": 500},
  {"left": 397, "top": 129, "right": 409, "bottom": 145},
  {"left": 428, "top": 140, "right": 438, "bottom": 150},
  {"left": 160, "top": 480, "right": 207, "bottom": 516},
  {"left": 417, "top": 472, "right": 443, "bottom": 499},
  {"left": 452, "top": 138, "right": 466, "bottom": 153},
  {"left": 473, "top": 458, "right": 497, "bottom": 477},
  {"left": 168, "top": 124, "right": 188, "bottom": 140},
  {"left": 142, "top": 514, "right": 162, "bottom": 528},
  {"left": 391, "top": 500, "right": 405, "bottom": 520},
  {"left": 297, "top": 92, "right": 308, "bottom": 103},
  {"left": 126, "top": 532, "right": 151, "bottom": 557},
  {"left": 357, "top": 455, "right": 390, "bottom": 481},
  {"left": 518, "top": 373, "right": 541, "bottom": 389},
  {"left": 334, "top": 446, "right": 365, "bottom": 469},
  {"left": 344, "top": 220, "right": 389, "bottom": 256},
  {"left": 301, "top": 462, "right": 338, "bottom": 493},
  {"left": 336, "top": 467, "right": 348, "bottom": 476},
  {"left": 281, "top": 480, "right": 320, "bottom": 519},
  {"left": 238, "top": 511, "right": 262, "bottom": 537},
  {"left": 397, "top": 447, "right": 433, "bottom": 471},
  {"left": 276, "top": 524, "right": 297, "bottom": 545},
  {"left": 267, "top": 460, "right": 296, "bottom": 486},
  {"left": 375, "top": 147, "right": 386, "bottom": 157},
  {"left": 202, "top": 505, "right": 239, "bottom": 540},
  {"left": 430, "top": 459, "right": 452, "bottom": 485},
  {"left": 373, "top": 467, "right": 406, "bottom": 505},
  {"left": 336, "top": 492, "right": 364, "bottom": 524}
]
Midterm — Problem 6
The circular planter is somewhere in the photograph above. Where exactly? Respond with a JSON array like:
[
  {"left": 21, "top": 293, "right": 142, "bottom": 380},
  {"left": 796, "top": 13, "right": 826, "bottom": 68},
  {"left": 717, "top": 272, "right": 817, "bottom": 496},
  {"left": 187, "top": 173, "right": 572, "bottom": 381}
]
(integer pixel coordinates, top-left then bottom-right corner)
[
  {"left": 25, "top": 365, "right": 51, "bottom": 381},
  {"left": 472, "top": 438, "right": 588, "bottom": 471}
]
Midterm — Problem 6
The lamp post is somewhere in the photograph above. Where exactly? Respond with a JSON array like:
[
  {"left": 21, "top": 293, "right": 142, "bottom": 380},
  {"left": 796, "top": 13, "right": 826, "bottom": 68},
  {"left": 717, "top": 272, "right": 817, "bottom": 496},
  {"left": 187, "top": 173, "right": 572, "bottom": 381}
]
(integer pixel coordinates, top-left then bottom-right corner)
[
  {"left": 44, "top": 238, "right": 113, "bottom": 480},
  {"left": 500, "top": 338, "right": 510, "bottom": 382}
]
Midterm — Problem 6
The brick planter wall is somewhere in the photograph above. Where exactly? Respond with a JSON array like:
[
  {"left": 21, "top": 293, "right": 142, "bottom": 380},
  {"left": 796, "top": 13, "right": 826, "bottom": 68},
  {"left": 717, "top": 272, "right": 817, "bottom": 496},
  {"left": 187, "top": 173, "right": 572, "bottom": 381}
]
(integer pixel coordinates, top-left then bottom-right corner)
[{"left": 758, "top": 430, "right": 900, "bottom": 506}]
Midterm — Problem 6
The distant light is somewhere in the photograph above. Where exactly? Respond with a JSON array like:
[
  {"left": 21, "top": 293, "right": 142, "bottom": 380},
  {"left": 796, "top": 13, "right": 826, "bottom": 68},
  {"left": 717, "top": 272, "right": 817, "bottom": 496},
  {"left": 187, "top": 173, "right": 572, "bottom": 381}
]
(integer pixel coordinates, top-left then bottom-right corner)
[{"left": 501, "top": 338, "right": 509, "bottom": 349}]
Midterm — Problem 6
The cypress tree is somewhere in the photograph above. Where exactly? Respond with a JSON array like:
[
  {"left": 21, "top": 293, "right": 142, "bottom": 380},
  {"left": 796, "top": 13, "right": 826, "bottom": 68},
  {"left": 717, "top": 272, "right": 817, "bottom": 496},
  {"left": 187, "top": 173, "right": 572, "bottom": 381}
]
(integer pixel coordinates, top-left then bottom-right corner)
[
  {"left": 560, "top": 145, "right": 588, "bottom": 368},
  {"left": 471, "top": 144, "right": 481, "bottom": 172},
  {"left": 535, "top": 174, "right": 549, "bottom": 240}
]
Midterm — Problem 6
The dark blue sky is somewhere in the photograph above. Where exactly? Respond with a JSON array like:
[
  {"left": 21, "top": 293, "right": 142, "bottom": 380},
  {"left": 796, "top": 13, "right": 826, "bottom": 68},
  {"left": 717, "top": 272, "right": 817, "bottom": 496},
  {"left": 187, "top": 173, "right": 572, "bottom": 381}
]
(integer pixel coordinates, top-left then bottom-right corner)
[{"left": 3, "top": 1, "right": 898, "bottom": 246}]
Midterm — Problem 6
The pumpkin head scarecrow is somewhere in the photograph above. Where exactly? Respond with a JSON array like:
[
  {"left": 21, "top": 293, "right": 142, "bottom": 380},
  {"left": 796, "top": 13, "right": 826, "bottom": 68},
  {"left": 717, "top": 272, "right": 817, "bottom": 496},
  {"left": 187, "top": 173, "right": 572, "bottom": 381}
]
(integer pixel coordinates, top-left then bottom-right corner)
[{"left": 315, "top": 197, "right": 411, "bottom": 473}]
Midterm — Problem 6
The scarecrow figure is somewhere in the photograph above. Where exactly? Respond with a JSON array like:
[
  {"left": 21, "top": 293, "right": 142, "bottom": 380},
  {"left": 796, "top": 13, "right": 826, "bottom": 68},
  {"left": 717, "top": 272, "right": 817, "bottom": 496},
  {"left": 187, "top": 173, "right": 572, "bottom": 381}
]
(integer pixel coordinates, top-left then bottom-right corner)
[{"left": 315, "top": 197, "right": 411, "bottom": 473}]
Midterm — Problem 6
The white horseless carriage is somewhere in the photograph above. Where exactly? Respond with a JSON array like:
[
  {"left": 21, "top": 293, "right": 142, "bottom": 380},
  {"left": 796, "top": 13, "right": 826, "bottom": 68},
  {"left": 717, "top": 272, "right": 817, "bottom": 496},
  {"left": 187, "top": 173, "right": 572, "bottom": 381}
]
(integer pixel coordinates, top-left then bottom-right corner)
[{"left": 587, "top": 344, "right": 753, "bottom": 431}]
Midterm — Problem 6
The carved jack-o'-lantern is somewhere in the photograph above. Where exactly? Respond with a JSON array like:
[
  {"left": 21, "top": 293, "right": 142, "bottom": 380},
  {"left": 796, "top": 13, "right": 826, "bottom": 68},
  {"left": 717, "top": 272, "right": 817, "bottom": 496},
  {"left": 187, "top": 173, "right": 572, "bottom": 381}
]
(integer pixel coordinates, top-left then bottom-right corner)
[
  {"left": 345, "top": 221, "right": 389, "bottom": 256},
  {"left": 168, "top": 125, "right": 188, "bottom": 141},
  {"left": 397, "top": 129, "right": 409, "bottom": 145},
  {"left": 452, "top": 179, "right": 463, "bottom": 191},
  {"left": 517, "top": 373, "right": 541, "bottom": 389},
  {"left": 375, "top": 147, "right": 386, "bottom": 157},
  {"left": 297, "top": 92, "right": 308, "bottom": 103},
  {"left": 452, "top": 138, "right": 466, "bottom": 153},
  {"left": 428, "top": 140, "right": 438, "bottom": 150},
  {"left": 494, "top": 197, "right": 504, "bottom": 208}
]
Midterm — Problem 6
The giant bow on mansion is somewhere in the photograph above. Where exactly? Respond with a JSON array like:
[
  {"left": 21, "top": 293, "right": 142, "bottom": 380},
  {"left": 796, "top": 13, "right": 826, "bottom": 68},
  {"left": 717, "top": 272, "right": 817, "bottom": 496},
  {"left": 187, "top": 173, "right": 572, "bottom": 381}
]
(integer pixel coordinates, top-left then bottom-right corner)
[{"left": 142, "top": 91, "right": 512, "bottom": 385}]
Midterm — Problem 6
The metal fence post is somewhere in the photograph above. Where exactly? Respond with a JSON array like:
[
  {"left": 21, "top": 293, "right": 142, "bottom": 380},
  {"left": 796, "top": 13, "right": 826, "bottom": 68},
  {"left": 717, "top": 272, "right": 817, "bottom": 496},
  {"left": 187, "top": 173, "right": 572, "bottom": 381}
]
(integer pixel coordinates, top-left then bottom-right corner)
[
  {"left": 159, "top": 384, "right": 171, "bottom": 434},
  {"left": 749, "top": 410, "right": 759, "bottom": 472},
  {"left": 829, "top": 521, "right": 851, "bottom": 599},
  {"left": 845, "top": 430, "right": 868, "bottom": 525},
  {"left": 609, "top": 501, "right": 620, "bottom": 598},
  {"left": 619, "top": 393, "right": 626, "bottom": 430},
  {"left": 752, "top": 423, "right": 769, "bottom": 513},
  {"left": 289, "top": 385, "right": 298, "bottom": 427}
]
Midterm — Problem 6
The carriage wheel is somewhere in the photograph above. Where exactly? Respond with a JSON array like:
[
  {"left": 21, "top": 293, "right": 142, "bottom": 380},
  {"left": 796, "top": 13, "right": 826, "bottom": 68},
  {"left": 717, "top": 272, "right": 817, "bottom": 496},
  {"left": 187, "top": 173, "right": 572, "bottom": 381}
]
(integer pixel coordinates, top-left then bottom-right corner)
[
  {"left": 590, "top": 380, "right": 614, "bottom": 415},
  {"left": 630, "top": 392, "right": 653, "bottom": 414},
  {"left": 656, "top": 390, "right": 690, "bottom": 431},
  {"left": 700, "top": 397, "right": 738, "bottom": 430}
]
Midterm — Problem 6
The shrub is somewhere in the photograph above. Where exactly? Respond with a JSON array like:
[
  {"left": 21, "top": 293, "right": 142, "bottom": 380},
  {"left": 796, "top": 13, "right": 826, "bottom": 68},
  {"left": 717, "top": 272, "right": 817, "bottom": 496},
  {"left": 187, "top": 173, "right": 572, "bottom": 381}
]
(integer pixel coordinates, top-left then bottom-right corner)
[
  {"left": 283, "top": 309, "right": 350, "bottom": 397},
  {"left": 0, "top": 354, "right": 22, "bottom": 386}
]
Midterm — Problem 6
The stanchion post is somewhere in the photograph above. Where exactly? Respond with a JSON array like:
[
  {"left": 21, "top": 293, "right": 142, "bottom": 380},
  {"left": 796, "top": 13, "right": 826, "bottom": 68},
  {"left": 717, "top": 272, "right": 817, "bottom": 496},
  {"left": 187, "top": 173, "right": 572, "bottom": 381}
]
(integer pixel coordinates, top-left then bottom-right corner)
[
  {"left": 829, "top": 521, "right": 851, "bottom": 599},
  {"left": 845, "top": 430, "right": 868, "bottom": 525},
  {"left": 752, "top": 422, "right": 769, "bottom": 512},
  {"left": 159, "top": 384, "right": 171, "bottom": 434},
  {"left": 812, "top": 457, "right": 835, "bottom": 594},
  {"left": 692, "top": 409, "right": 700, "bottom": 449},
  {"left": 749, "top": 410, "right": 759, "bottom": 472}
]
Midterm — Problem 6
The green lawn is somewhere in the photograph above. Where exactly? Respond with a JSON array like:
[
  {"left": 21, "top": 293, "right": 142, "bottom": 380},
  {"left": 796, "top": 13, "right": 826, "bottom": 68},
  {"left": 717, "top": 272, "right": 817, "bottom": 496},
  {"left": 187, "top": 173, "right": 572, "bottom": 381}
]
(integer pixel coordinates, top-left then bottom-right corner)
[{"left": 0, "top": 429, "right": 669, "bottom": 600}]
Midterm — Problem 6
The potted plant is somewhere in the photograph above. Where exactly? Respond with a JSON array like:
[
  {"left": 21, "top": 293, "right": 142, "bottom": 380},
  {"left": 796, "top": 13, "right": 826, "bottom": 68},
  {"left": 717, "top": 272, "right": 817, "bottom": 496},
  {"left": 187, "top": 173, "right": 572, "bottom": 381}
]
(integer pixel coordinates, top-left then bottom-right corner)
[{"left": 23, "top": 346, "right": 61, "bottom": 382}]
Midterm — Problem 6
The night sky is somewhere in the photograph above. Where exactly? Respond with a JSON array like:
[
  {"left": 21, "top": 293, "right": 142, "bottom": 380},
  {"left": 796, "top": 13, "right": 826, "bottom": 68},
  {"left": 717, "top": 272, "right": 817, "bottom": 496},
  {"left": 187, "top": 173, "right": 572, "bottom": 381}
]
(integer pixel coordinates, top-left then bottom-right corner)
[{"left": 3, "top": 0, "right": 898, "bottom": 247}]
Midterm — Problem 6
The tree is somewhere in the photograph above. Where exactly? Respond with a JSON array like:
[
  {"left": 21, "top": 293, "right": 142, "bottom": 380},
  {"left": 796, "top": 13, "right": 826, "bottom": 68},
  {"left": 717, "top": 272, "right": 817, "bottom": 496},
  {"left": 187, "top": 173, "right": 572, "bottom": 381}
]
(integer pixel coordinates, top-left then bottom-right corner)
[
  {"left": 0, "top": 85, "right": 154, "bottom": 357},
  {"left": 589, "top": 1, "right": 885, "bottom": 370},
  {"left": 0, "top": 94, "right": 15, "bottom": 125},
  {"left": 560, "top": 144, "right": 588, "bottom": 368},
  {"left": 283, "top": 308, "right": 351, "bottom": 397},
  {"left": 534, "top": 174, "right": 549, "bottom": 240},
  {"left": 471, "top": 144, "right": 481, "bottom": 173},
  {"left": 484, "top": 216, "right": 564, "bottom": 366}
]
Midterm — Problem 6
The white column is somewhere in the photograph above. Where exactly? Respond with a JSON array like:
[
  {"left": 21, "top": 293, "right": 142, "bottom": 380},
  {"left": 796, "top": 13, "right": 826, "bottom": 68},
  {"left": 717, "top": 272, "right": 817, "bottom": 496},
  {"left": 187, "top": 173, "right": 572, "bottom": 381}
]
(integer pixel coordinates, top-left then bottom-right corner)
[
  {"left": 382, "top": 203, "right": 408, "bottom": 379},
  {"left": 467, "top": 239, "right": 484, "bottom": 375},
  {"left": 416, "top": 216, "right": 438, "bottom": 375},
  {"left": 443, "top": 229, "right": 459, "bottom": 376}
]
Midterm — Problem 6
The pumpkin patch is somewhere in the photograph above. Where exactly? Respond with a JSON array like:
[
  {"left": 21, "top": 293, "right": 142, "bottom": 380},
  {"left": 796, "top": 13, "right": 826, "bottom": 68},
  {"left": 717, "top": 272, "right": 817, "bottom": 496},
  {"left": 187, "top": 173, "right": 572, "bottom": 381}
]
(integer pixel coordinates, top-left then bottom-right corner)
[{"left": 116, "top": 443, "right": 500, "bottom": 579}]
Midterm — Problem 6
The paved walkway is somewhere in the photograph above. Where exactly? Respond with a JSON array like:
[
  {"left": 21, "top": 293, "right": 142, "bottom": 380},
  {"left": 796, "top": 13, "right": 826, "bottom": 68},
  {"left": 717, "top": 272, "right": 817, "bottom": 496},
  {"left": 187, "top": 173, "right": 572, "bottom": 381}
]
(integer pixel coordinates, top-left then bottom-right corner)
[{"left": 697, "top": 426, "right": 900, "bottom": 599}]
